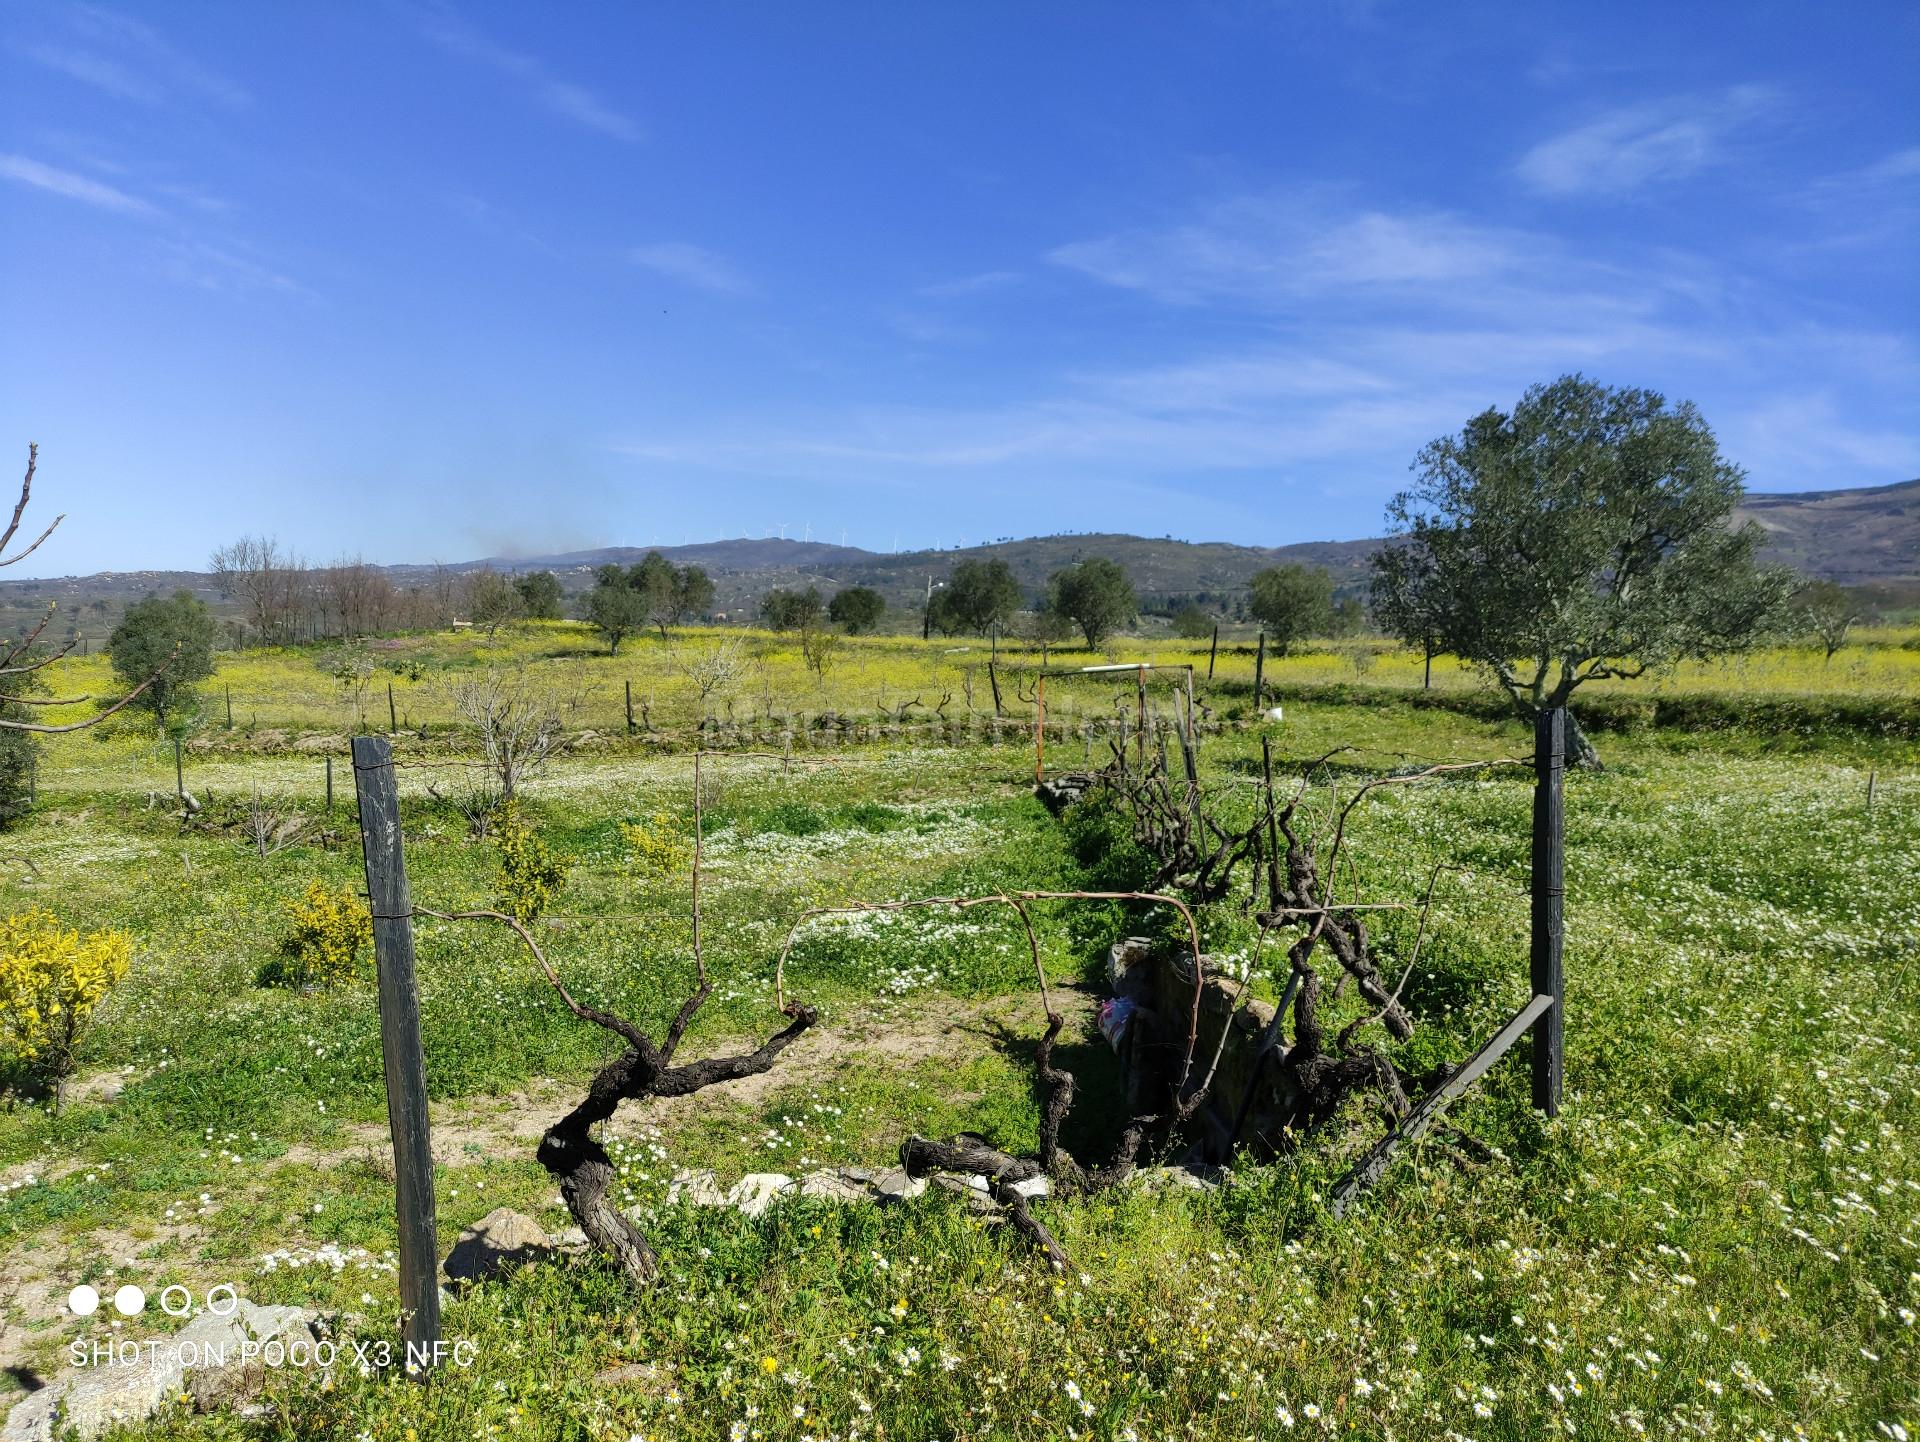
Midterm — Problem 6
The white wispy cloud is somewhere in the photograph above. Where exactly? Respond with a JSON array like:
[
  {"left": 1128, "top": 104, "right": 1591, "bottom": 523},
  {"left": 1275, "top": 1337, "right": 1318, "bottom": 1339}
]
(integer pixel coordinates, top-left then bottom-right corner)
[
  {"left": 607, "top": 184, "right": 1916, "bottom": 498},
  {"left": 1049, "top": 191, "right": 1534, "bottom": 308},
  {"left": 628, "top": 242, "right": 748, "bottom": 294},
  {"left": 0, "top": 154, "right": 157, "bottom": 214},
  {"left": 1516, "top": 86, "right": 1777, "bottom": 197},
  {"left": 1840, "top": 147, "right": 1920, "bottom": 187},
  {"left": 25, "top": 5, "right": 251, "bottom": 107},
  {"left": 156, "top": 239, "right": 309, "bottom": 297},
  {"left": 19, "top": 42, "right": 158, "bottom": 101},
  {"left": 918, "top": 269, "right": 1022, "bottom": 298},
  {"left": 418, "top": 10, "right": 641, "bottom": 143}
]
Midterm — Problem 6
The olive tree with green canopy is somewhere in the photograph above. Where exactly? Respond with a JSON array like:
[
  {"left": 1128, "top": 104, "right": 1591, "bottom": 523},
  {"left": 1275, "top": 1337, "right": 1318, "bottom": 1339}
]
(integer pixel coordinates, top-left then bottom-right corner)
[
  {"left": 1048, "top": 556, "right": 1136, "bottom": 648},
  {"left": 1247, "top": 563, "right": 1333, "bottom": 655},
  {"left": 109, "top": 589, "right": 215, "bottom": 727},
  {"left": 1369, "top": 375, "right": 1791, "bottom": 767}
]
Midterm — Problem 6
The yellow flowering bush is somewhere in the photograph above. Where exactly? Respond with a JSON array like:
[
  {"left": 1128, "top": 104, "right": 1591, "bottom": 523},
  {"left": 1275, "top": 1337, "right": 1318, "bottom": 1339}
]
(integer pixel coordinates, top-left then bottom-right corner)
[
  {"left": 0, "top": 908, "right": 132, "bottom": 1100},
  {"left": 260, "top": 881, "right": 373, "bottom": 989},
  {"left": 495, "top": 801, "right": 567, "bottom": 924},
  {"left": 620, "top": 811, "right": 693, "bottom": 877}
]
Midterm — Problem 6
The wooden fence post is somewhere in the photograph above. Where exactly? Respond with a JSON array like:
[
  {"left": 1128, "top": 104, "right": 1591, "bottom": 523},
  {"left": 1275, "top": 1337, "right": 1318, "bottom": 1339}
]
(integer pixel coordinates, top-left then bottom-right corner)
[
  {"left": 1207, "top": 624, "right": 1218, "bottom": 680},
  {"left": 625, "top": 680, "right": 636, "bottom": 734},
  {"left": 226, "top": 685, "right": 234, "bottom": 728},
  {"left": 1530, "top": 706, "right": 1565, "bottom": 1117},
  {"left": 1135, "top": 666, "right": 1148, "bottom": 770},
  {"left": 173, "top": 738, "right": 184, "bottom": 807},
  {"left": 388, "top": 681, "right": 398, "bottom": 734},
  {"left": 1253, "top": 632, "right": 1266, "bottom": 709},
  {"left": 350, "top": 736, "right": 442, "bottom": 1374},
  {"left": 326, "top": 756, "right": 334, "bottom": 814},
  {"left": 1033, "top": 674, "right": 1047, "bottom": 783}
]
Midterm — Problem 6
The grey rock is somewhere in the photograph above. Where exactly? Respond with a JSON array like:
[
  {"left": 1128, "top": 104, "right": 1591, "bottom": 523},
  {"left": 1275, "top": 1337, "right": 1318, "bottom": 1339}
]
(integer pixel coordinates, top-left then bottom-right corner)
[
  {"left": 1126, "top": 1164, "right": 1221, "bottom": 1194},
  {"left": 725, "top": 1173, "right": 795, "bottom": 1218},
  {"left": 870, "top": 1167, "right": 927, "bottom": 1203},
  {"left": 3, "top": 1300, "right": 316, "bottom": 1442},
  {"left": 666, "top": 1168, "right": 727, "bottom": 1207},
  {"left": 798, "top": 1170, "right": 874, "bottom": 1203},
  {"left": 442, "top": 1207, "right": 553, "bottom": 1286}
]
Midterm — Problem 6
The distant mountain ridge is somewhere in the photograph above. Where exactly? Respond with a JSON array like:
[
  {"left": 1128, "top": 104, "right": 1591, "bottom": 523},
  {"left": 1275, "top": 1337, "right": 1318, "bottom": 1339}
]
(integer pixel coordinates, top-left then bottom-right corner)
[{"left": 4, "top": 479, "right": 1914, "bottom": 622}]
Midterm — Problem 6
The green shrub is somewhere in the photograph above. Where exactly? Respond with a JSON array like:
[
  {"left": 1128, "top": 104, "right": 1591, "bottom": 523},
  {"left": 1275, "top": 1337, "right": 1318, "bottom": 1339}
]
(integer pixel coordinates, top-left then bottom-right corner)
[
  {"left": 258, "top": 881, "right": 373, "bottom": 989},
  {"left": 495, "top": 801, "right": 567, "bottom": 923}
]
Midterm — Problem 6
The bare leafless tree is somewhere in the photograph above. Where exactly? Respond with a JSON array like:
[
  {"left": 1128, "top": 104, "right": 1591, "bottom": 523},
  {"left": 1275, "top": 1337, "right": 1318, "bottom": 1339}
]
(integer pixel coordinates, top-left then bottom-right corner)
[
  {"left": 668, "top": 634, "right": 748, "bottom": 719},
  {"left": 1, "top": 445, "right": 175, "bottom": 733},
  {"left": 245, "top": 785, "right": 310, "bottom": 858},
  {"left": 209, "top": 533, "right": 308, "bottom": 646},
  {"left": 447, "top": 666, "right": 566, "bottom": 804},
  {"left": 800, "top": 623, "right": 840, "bottom": 680},
  {"left": 322, "top": 556, "right": 396, "bottom": 637}
]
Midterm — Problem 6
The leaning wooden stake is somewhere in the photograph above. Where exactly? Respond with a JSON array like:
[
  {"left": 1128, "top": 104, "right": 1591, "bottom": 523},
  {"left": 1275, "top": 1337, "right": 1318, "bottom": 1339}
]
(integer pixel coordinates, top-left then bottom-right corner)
[
  {"left": 1207, "top": 623, "right": 1218, "bottom": 679},
  {"left": 1530, "top": 706, "right": 1566, "bottom": 1116},
  {"left": 1331, "top": 993, "right": 1553, "bottom": 1216},
  {"left": 1253, "top": 631, "right": 1266, "bottom": 709},
  {"left": 350, "top": 735, "right": 441, "bottom": 1374}
]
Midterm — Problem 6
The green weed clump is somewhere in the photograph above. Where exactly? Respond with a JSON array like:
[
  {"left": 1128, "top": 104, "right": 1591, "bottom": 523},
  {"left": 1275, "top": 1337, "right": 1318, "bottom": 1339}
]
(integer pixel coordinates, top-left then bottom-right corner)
[
  {"left": 619, "top": 810, "right": 692, "bottom": 876},
  {"left": 257, "top": 880, "right": 372, "bottom": 989},
  {"left": 493, "top": 800, "right": 567, "bottom": 924}
]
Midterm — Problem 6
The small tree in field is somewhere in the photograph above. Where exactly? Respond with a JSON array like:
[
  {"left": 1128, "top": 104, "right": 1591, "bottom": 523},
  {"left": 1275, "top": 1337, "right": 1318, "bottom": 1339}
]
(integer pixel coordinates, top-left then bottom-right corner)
[
  {"left": 827, "top": 585, "right": 885, "bottom": 634},
  {"left": 668, "top": 634, "right": 747, "bottom": 717},
  {"left": 109, "top": 590, "right": 214, "bottom": 726},
  {"left": 1370, "top": 375, "right": 1792, "bottom": 766},
  {"left": 1247, "top": 564, "right": 1334, "bottom": 655},
  {"left": 1048, "top": 557, "right": 1136, "bottom": 647},
  {"left": 1796, "top": 580, "right": 1859, "bottom": 662},
  {"left": 515, "top": 571, "right": 564, "bottom": 621},
  {"left": 1170, "top": 604, "right": 1213, "bottom": 640},
  {"left": 449, "top": 667, "right": 566, "bottom": 807},
  {"left": 583, "top": 566, "right": 647, "bottom": 654},
  {"left": 760, "top": 586, "right": 823, "bottom": 632},
  {"left": 944, "top": 559, "right": 1022, "bottom": 635},
  {"left": 464, "top": 568, "right": 525, "bottom": 637}
]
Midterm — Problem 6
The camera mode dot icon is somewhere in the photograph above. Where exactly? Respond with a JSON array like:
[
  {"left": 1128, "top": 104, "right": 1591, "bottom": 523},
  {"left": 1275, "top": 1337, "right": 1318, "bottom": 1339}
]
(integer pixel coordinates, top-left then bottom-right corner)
[
  {"left": 113, "top": 1285, "right": 147, "bottom": 1316},
  {"left": 67, "top": 1285, "right": 100, "bottom": 1317}
]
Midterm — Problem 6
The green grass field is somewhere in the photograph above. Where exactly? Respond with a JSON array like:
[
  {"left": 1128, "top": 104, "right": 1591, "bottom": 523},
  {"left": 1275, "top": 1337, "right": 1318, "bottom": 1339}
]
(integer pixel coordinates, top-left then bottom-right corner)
[{"left": 0, "top": 633, "right": 1916, "bottom": 1440}]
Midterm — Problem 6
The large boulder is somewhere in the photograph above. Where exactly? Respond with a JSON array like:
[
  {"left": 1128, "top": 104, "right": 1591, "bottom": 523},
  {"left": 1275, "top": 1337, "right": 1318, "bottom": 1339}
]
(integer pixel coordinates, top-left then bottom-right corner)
[{"left": 3, "top": 1301, "right": 317, "bottom": 1441}]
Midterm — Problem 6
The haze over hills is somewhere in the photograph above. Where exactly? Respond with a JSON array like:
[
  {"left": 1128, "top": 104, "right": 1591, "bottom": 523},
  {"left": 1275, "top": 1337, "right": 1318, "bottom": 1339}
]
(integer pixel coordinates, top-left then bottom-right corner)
[
  {"left": 470, "top": 477, "right": 1920, "bottom": 609},
  {"left": 4, "top": 480, "right": 1915, "bottom": 630}
]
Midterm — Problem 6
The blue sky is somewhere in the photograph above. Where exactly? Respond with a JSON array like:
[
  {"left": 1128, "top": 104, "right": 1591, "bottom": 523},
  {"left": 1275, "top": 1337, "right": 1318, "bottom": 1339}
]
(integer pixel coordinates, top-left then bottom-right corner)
[{"left": 2, "top": 2, "right": 1916, "bottom": 573}]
